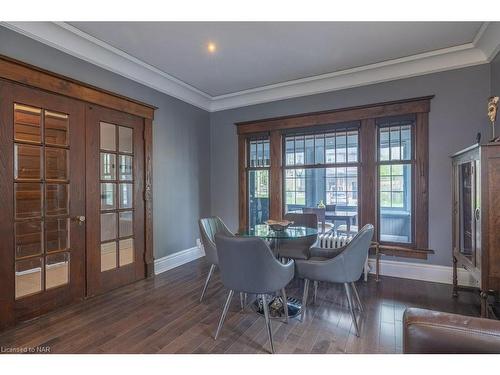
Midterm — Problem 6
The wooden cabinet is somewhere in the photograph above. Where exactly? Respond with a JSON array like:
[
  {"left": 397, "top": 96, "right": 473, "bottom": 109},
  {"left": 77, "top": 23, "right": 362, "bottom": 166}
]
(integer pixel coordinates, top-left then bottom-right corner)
[{"left": 452, "top": 142, "right": 500, "bottom": 317}]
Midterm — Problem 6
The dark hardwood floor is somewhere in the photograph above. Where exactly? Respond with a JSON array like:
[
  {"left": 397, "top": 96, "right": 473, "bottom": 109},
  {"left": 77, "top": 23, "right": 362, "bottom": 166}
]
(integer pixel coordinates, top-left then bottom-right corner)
[{"left": 0, "top": 258, "right": 480, "bottom": 354}]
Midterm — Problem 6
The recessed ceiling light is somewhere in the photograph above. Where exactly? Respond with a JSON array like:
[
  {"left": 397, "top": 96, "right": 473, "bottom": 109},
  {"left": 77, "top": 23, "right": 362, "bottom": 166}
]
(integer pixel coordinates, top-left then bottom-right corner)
[{"left": 207, "top": 42, "right": 216, "bottom": 53}]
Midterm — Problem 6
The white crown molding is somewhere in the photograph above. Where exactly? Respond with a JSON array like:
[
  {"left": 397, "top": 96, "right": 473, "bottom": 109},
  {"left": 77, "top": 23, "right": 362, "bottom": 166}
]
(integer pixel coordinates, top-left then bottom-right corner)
[
  {"left": 475, "top": 21, "right": 500, "bottom": 62},
  {"left": 1, "top": 21, "right": 212, "bottom": 111},
  {"left": 2, "top": 21, "right": 500, "bottom": 112},
  {"left": 210, "top": 44, "right": 487, "bottom": 111}
]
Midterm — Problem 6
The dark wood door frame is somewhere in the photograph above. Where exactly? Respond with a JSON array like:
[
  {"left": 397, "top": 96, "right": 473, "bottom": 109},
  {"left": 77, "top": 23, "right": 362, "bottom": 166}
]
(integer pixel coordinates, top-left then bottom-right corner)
[
  {"left": 0, "top": 54, "right": 155, "bottom": 279},
  {"left": 236, "top": 96, "right": 434, "bottom": 259},
  {"left": 0, "top": 55, "right": 155, "bottom": 329}
]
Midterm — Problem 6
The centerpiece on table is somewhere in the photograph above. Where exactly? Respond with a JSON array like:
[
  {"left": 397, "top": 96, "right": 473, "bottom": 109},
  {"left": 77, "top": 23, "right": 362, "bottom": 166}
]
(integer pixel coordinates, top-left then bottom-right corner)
[{"left": 265, "top": 219, "right": 294, "bottom": 231}]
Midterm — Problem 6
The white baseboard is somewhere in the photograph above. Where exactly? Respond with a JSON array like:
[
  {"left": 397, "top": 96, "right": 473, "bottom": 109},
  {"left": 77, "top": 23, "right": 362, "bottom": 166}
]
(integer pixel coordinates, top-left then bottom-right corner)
[
  {"left": 154, "top": 245, "right": 205, "bottom": 275},
  {"left": 154, "top": 244, "right": 478, "bottom": 288},
  {"left": 368, "top": 258, "right": 479, "bottom": 287}
]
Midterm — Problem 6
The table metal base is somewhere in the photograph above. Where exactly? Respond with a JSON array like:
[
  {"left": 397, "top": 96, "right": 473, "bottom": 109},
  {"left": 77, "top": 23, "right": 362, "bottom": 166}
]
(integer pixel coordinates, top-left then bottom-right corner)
[{"left": 251, "top": 295, "right": 302, "bottom": 319}]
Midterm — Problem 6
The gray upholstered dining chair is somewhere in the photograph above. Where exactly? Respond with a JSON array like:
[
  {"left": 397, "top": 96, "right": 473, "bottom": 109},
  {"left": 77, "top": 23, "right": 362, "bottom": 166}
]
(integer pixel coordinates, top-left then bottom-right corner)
[
  {"left": 198, "top": 216, "right": 234, "bottom": 302},
  {"left": 277, "top": 213, "right": 318, "bottom": 260},
  {"left": 214, "top": 234, "right": 294, "bottom": 354},
  {"left": 295, "top": 224, "right": 374, "bottom": 337}
]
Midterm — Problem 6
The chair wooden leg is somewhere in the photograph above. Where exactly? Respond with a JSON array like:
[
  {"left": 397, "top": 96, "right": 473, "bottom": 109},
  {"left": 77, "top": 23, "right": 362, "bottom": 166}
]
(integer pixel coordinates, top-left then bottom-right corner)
[
  {"left": 200, "top": 264, "right": 215, "bottom": 302},
  {"left": 214, "top": 290, "right": 234, "bottom": 340},
  {"left": 301, "top": 279, "right": 310, "bottom": 322},
  {"left": 261, "top": 294, "right": 275, "bottom": 354},
  {"left": 344, "top": 283, "right": 360, "bottom": 337}
]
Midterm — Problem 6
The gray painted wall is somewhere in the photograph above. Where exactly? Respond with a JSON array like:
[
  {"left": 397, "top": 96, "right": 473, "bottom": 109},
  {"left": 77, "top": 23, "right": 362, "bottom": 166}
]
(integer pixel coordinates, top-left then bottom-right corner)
[
  {"left": 0, "top": 26, "right": 211, "bottom": 259},
  {"left": 0, "top": 25, "right": 494, "bottom": 267},
  {"left": 210, "top": 65, "right": 491, "bottom": 266},
  {"left": 492, "top": 51, "right": 500, "bottom": 96}
]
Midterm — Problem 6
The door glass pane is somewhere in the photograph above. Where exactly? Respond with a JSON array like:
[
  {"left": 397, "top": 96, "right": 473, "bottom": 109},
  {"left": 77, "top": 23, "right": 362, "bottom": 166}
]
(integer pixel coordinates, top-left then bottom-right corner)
[
  {"left": 101, "top": 213, "right": 117, "bottom": 242},
  {"left": 100, "top": 153, "right": 116, "bottom": 180},
  {"left": 100, "top": 183, "right": 116, "bottom": 210},
  {"left": 45, "top": 147, "right": 68, "bottom": 181},
  {"left": 15, "top": 221, "right": 43, "bottom": 258},
  {"left": 45, "top": 218, "right": 69, "bottom": 253},
  {"left": 100, "top": 122, "right": 116, "bottom": 151},
  {"left": 45, "top": 110, "right": 69, "bottom": 146},
  {"left": 15, "top": 183, "right": 42, "bottom": 219},
  {"left": 15, "top": 257, "right": 43, "bottom": 299},
  {"left": 46, "top": 184, "right": 69, "bottom": 216},
  {"left": 14, "top": 104, "right": 42, "bottom": 143},
  {"left": 119, "top": 211, "right": 133, "bottom": 237},
  {"left": 14, "top": 144, "right": 42, "bottom": 180},
  {"left": 46, "top": 252, "right": 69, "bottom": 289},
  {"left": 101, "top": 242, "right": 117, "bottom": 271},
  {"left": 119, "top": 155, "right": 133, "bottom": 180},
  {"left": 119, "top": 126, "right": 133, "bottom": 153},
  {"left": 13, "top": 103, "right": 74, "bottom": 300},
  {"left": 119, "top": 183, "right": 133, "bottom": 209},
  {"left": 119, "top": 238, "right": 134, "bottom": 266}
]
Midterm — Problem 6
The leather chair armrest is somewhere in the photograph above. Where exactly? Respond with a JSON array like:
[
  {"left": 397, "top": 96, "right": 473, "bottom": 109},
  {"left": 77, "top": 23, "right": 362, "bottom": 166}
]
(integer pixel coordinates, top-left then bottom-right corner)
[{"left": 403, "top": 307, "right": 500, "bottom": 354}]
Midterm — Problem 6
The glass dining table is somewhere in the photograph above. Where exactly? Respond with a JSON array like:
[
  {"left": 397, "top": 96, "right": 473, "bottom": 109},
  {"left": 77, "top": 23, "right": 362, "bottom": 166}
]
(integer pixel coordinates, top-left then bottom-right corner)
[{"left": 238, "top": 224, "right": 318, "bottom": 319}]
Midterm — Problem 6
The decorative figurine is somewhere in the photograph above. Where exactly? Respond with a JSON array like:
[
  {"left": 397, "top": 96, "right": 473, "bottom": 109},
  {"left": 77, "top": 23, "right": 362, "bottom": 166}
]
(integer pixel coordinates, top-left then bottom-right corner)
[
  {"left": 488, "top": 96, "right": 500, "bottom": 142},
  {"left": 317, "top": 200, "right": 326, "bottom": 209}
]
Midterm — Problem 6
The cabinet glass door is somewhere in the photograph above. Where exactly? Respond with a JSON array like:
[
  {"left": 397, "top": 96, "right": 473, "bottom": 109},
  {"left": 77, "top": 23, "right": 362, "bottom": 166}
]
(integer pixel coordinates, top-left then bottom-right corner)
[{"left": 458, "top": 161, "right": 474, "bottom": 260}]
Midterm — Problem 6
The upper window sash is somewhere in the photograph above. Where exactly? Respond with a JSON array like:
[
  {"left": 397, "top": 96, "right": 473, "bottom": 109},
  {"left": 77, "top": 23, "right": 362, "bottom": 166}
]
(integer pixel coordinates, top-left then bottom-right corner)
[
  {"left": 377, "top": 115, "right": 415, "bottom": 163},
  {"left": 248, "top": 138, "right": 270, "bottom": 168},
  {"left": 284, "top": 127, "right": 359, "bottom": 168}
]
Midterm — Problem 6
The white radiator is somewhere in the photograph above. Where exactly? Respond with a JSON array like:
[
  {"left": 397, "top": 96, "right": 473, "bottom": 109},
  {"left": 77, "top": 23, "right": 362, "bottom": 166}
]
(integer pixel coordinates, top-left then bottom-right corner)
[
  {"left": 316, "top": 232, "right": 370, "bottom": 282},
  {"left": 317, "top": 232, "right": 352, "bottom": 248}
]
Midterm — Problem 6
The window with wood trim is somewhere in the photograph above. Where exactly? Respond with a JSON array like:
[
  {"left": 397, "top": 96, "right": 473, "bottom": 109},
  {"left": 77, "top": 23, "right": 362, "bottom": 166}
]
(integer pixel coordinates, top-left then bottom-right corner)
[
  {"left": 247, "top": 138, "right": 270, "bottom": 228},
  {"left": 377, "top": 115, "right": 415, "bottom": 244},
  {"left": 236, "top": 97, "right": 432, "bottom": 258},
  {"left": 283, "top": 125, "right": 360, "bottom": 235}
]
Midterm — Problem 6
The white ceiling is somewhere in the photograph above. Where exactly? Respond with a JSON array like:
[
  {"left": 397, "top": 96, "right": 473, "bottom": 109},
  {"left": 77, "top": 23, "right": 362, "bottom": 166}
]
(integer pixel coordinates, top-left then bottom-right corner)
[
  {"left": 3, "top": 22, "right": 500, "bottom": 111},
  {"left": 68, "top": 22, "right": 484, "bottom": 97}
]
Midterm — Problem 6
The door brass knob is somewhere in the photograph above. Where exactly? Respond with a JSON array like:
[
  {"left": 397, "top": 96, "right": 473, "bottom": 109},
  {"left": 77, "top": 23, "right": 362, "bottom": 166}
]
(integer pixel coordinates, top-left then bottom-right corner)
[{"left": 73, "top": 215, "right": 86, "bottom": 225}]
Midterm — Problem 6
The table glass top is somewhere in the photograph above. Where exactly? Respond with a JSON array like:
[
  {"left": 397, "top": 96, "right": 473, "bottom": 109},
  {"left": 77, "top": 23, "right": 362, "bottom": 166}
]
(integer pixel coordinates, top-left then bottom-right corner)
[{"left": 239, "top": 224, "right": 318, "bottom": 239}]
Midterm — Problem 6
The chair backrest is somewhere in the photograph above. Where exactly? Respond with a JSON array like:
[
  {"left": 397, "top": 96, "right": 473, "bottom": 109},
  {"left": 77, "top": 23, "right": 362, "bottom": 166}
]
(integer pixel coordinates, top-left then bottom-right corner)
[
  {"left": 284, "top": 212, "right": 317, "bottom": 228},
  {"left": 215, "top": 234, "right": 293, "bottom": 294},
  {"left": 302, "top": 207, "right": 325, "bottom": 223},
  {"left": 336, "top": 224, "right": 374, "bottom": 281},
  {"left": 325, "top": 204, "right": 336, "bottom": 212},
  {"left": 198, "top": 216, "right": 233, "bottom": 265},
  {"left": 302, "top": 207, "right": 327, "bottom": 233}
]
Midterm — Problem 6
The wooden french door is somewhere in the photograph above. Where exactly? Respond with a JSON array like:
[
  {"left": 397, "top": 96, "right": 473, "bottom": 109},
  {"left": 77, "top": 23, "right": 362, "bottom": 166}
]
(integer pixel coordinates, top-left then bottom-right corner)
[
  {"left": 0, "top": 80, "right": 86, "bottom": 328},
  {"left": 85, "top": 104, "right": 145, "bottom": 297}
]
